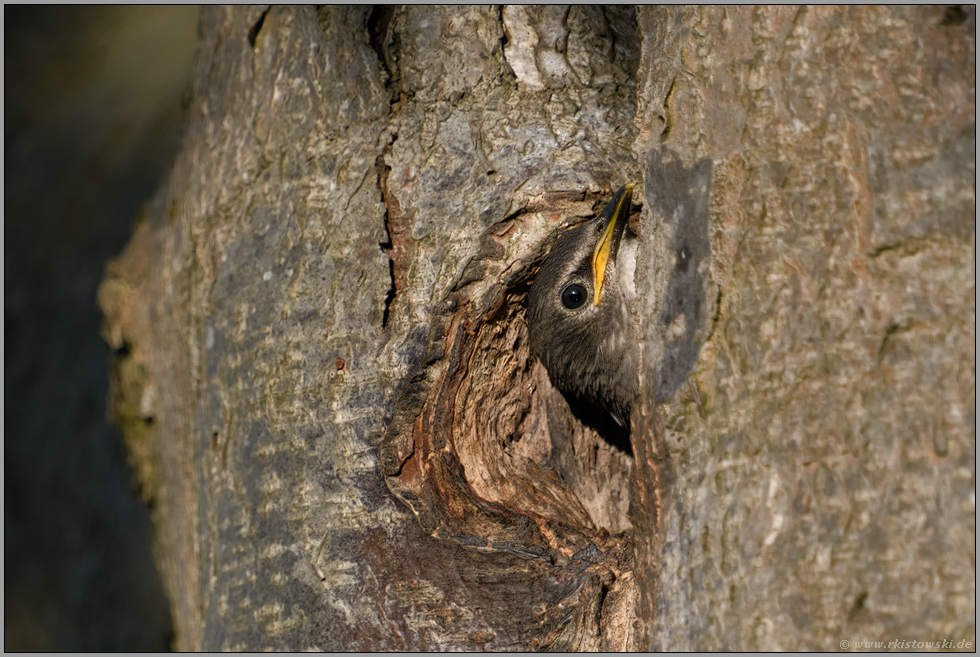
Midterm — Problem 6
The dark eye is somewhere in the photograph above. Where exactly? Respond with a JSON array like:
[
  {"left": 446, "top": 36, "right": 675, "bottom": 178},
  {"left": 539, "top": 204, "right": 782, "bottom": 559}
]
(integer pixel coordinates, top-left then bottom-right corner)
[{"left": 561, "top": 283, "right": 588, "bottom": 310}]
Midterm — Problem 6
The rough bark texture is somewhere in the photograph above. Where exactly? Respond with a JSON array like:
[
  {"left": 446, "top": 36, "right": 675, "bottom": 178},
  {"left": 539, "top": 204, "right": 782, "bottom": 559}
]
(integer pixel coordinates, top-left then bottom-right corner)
[
  {"left": 99, "top": 5, "right": 975, "bottom": 651},
  {"left": 640, "top": 6, "right": 976, "bottom": 651}
]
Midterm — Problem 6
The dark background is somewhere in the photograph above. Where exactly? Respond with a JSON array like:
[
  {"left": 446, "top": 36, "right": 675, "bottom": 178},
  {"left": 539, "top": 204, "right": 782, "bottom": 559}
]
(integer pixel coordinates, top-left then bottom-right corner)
[{"left": 5, "top": 7, "right": 198, "bottom": 650}]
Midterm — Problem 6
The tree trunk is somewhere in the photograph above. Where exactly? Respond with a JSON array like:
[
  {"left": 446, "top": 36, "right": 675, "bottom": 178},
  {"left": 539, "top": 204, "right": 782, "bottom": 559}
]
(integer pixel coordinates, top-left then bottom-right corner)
[{"left": 99, "top": 5, "right": 975, "bottom": 651}]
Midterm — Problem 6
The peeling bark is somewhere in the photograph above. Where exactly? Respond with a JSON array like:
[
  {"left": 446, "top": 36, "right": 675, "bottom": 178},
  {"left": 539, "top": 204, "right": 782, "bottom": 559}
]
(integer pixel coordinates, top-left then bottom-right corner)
[{"left": 100, "top": 5, "right": 974, "bottom": 651}]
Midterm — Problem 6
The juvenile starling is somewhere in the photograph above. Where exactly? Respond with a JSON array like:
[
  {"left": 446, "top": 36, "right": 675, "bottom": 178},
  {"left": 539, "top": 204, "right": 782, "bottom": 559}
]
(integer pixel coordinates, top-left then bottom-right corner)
[{"left": 527, "top": 184, "right": 639, "bottom": 431}]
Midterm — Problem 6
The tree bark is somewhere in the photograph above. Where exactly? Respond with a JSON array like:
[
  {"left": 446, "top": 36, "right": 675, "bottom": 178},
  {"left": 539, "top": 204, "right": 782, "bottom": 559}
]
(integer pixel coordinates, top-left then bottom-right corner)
[{"left": 99, "top": 5, "right": 975, "bottom": 651}]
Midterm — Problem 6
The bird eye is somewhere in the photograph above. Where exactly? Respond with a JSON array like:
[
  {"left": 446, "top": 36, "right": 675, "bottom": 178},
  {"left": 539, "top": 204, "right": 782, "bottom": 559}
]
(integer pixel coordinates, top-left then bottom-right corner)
[{"left": 561, "top": 283, "right": 588, "bottom": 310}]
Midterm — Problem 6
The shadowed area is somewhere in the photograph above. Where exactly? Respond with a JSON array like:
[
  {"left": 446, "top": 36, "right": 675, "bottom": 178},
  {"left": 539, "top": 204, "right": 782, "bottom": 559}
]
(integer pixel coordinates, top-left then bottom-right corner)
[{"left": 4, "top": 6, "right": 198, "bottom": 650}]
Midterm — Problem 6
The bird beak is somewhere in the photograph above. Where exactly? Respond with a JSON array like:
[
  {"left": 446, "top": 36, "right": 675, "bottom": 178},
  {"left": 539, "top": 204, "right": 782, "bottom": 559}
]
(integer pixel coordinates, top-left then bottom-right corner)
[{"left": 591, "top": 183, "right": 633, "bottom": 305}]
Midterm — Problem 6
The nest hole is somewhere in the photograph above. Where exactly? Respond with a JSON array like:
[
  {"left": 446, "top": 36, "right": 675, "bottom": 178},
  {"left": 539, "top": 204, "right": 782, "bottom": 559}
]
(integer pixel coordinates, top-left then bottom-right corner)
[{"left": 450, "top": 275, "right": 633, "bottom": 534}]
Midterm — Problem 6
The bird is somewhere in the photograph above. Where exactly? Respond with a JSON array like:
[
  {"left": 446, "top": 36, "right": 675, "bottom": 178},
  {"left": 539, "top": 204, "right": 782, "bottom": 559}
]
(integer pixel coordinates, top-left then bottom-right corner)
[{"left": 527, "top": 183, "right": 639, "bottom": 442}]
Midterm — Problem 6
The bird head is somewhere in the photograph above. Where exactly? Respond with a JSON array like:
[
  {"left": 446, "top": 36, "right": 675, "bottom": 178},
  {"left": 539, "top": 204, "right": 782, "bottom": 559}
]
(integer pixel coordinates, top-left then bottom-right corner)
[{"left": 527, "top": 184, "right": 639, "bottom": 429}]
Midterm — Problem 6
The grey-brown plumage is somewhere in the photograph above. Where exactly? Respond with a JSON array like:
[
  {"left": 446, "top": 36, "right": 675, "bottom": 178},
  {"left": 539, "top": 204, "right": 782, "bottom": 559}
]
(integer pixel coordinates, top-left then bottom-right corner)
[{"left": 527, "top": 184, "right": 639, "bottom": 430}]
